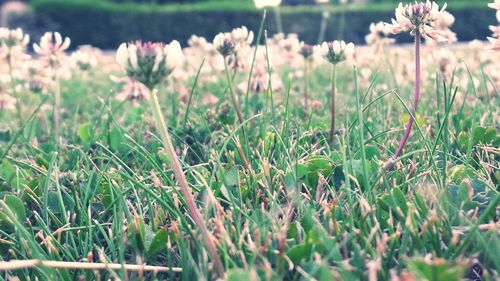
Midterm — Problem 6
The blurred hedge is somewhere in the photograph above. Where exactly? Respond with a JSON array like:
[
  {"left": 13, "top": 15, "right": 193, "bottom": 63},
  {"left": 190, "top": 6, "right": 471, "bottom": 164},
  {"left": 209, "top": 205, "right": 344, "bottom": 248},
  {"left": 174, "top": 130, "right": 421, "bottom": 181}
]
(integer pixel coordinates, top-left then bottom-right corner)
[{"left": 30, "top": 0, "right": 497, "bottom": 49}]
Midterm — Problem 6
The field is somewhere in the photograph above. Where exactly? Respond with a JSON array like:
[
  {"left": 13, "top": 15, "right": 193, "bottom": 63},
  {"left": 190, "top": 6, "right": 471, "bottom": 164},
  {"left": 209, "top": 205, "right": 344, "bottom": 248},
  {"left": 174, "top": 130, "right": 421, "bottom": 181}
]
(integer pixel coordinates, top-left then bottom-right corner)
[{"left": 0, "top": 2, "right": 499, "bottom": 280}]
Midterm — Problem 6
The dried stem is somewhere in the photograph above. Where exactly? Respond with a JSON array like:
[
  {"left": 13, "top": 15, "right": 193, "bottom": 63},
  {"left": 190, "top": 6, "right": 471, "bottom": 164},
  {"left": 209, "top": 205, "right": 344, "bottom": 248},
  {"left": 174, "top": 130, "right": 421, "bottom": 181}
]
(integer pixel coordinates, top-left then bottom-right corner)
[
  {"left": 147, "top": 88, "right": 224, "bottom": 277},
  {"left": 0, "top": 259, "right": 181, "bottom": 272}
]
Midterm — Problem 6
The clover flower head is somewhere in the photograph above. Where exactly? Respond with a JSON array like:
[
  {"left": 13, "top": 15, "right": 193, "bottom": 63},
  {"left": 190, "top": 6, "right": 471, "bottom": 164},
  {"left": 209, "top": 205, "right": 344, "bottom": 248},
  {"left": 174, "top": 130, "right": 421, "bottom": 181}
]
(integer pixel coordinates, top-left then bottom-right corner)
[
  {"left": 253, "top": 0, "right": 282, "bottom": 9},
  {"left": 386, "top": 1, "right": 449, "bottom": 42},
  {"left": 115, "top": 78, "right": 150, "bottom": 106},
  {"left": 299, "top": 42, "right": 314, "bottom": 59},
  {"left": 0, "top": 82, "right": 16, "bottom": 110},
  {"left": 0, "top": 27, "right": 29, "bottom": 49},
  {"left": 70, "top": 50, "right": 97, "bottom": 71},
  {"left": 116, "top": 40, "right": 184, "bottom": 89},
  {"left": 213, "top": 33, "right": 239, "bottom": 57},
  {"left": 320, "top": 40, "right": 354, "bottom": 65},
  {"left": 33, "top": 32, "right": 71, "bottom": 71},
  {"left": 365, "top": 21, "right": 395, "bottom": 47},
  {"left": 231, "top": 26, "right": 254, "bottom": 46}
]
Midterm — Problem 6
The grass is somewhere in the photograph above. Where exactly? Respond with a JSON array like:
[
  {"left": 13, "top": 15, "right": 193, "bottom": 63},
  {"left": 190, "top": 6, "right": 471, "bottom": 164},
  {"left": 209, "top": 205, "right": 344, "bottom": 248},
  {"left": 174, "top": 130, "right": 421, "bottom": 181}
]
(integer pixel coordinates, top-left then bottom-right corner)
[{"left": 0, "top": 20, "right": 499, "bottom": 281}]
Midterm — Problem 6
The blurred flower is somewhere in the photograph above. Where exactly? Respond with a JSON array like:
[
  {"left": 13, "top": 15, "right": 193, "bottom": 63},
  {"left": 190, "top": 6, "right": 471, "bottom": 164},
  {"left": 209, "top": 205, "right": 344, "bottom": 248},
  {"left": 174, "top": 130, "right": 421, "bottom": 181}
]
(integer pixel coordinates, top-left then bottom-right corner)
[
  {"left": 365, "top": 22, "right": 395, "bottom": 53},
  {"left": 0, "top": 27, "right": 29, "bottom": 56},
  {"left": 116, "top": 40, "right": 184, "bottom": 89},
  {"left": 115, "top": 78, "right": 149, "bottom": 107},
  {"left": 315, "top": 0, "right": 329, "bottom": 3},
  {"left": 320, "top": 40, "right": 354, "bottom": 65},
  {"left": 231, "top": 26, "right": 254, "bottom": 47},
  {"left": 386, "top": 1, "right": 449, "bottom": 41},
  {"left": 0, "top": 82, "right": 15, "bottom": 110},
  {"left": 70, "top": 49, "right": 97, "bottom": 71},
  {"left": 490, "top": 25, "right": 500, "bottom": 38},
  {"left": 299, "top": 42, "right": 314, "bottom": 59},
  {"left": 213, "top": 33, "right": 238, "bottom": 57},
  {"left": 253, "top": 0, "right": 282, "bottom": 9},
  {"left": 429, "top": 11, "right": 456, "bottom": 43},
  {"left": 33, "top": 32, "right": 71, "bottom": 70},
  {"left": 488, "top": 37, "right": 500, "bottom": 51}
]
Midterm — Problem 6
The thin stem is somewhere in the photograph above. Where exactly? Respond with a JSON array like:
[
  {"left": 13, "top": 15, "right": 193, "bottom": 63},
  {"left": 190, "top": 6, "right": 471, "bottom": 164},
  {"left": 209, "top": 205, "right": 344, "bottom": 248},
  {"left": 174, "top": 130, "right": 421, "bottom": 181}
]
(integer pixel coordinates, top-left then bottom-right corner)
[
  {"left": 329, "top": 64, "right": 337, "bottom": 145},
  {"left": 147, "top": 88, "right": 224, "bottom": 277},
  {"left": 223, "top": 57, "right": 244, "bottom": 125},
  {"left": 304, "top": 59, "right": 309, "bottom": 111},
  {"left": 317, "top": 4, "right": 329, "bottom": 44},
  {"left": 7, "top": 53, "right": 23, "bottom": 127},
  {"left": 393, "top": 31, "right": 421, "bottom": 159},
  {"left": 54, "top": 74, "right": 61, "bottom": 148}
]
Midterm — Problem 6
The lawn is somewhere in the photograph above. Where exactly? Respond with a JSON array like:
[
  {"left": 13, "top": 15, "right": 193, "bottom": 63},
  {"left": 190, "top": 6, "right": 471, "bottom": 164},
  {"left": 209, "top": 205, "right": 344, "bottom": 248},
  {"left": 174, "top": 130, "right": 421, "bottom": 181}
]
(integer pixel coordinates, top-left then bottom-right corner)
[{"left": 0, "top": 2, "right": 499, "bottom": 280}]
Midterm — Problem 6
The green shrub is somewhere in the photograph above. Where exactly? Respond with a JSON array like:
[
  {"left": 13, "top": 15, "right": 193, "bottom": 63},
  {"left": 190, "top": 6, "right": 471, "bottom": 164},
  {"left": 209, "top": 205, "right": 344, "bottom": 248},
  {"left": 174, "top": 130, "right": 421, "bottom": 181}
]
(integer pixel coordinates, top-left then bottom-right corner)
[{"left": 30, "top": 0, "right": 496, "bottom": 49}]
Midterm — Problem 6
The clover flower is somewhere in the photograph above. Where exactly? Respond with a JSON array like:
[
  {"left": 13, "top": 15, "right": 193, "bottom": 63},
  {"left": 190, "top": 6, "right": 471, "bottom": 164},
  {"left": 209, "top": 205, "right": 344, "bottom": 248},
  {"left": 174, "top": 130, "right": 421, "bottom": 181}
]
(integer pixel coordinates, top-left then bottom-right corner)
[
  {"left": 365, "top": 22, "right": 395, "bottom": 52},
  {"left": 0, "top": 27, "right": 29, "bottom": 61},
  {"left": 386, "top": 1, "right": 449, "bottom": 41},
  {"left": 0, "top": 83, "right": 15, "bottom": 111},
  {"left": 70, "top": 49, "right": 97, "bottom": 71},
  {"left": 231, "top": 26, "right": 254, "bottom": 47},
  {"left": 115, "top": 78, "right": 149, "bottom": 107},
  {"left": 488, "top": 37, "right": 500, "bottom": 51},
  {"left": 253, "top": 0, "right": 282, "bottom": 9},
  {"left": 213, "top": 33, "right": 238, "bottom": 57},
  {"left": 116, "top": 40, "right": 184, "bottom": 89},
  {"left": 299, "top": 42, "right": 314, "bottom": 59},
  {"left": 430, "top": 11, "right": 456, "bottom": 43},
  {"left": 320, "top": 40, "right": 354, "bottom": 65},
  {"left": 33, "top": 32, "right": 71, "bottom": 70}
]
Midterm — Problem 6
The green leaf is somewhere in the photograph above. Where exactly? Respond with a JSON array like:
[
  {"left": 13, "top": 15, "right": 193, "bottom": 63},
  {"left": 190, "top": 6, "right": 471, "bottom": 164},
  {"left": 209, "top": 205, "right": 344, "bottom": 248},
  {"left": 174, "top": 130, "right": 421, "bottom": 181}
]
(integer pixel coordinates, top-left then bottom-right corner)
[
  {"left": 148, "top": 228, "right": 169, "bottom": 257},
  {"left": 408, "top": 258, "right": 465, "bottom": 281},
  {"left": 78, "top": 123, "right": 93, "bottom": 143},
  {"left": 0, "top": 194, "right": 26, "bottom": 228},
  {"left": 287, "top": 243, "right": 312, "bottom": 264},
  {"left": 226, "top": 268, "right": 253, "bottom": 281}
]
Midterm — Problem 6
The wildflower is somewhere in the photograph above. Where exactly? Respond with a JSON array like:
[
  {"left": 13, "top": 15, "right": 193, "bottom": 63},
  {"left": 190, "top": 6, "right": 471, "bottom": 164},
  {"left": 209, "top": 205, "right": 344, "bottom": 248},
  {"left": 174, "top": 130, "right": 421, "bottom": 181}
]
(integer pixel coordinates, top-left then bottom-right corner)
[
  {"left": 70, "top": 49, "right": 97, "bottom": 71},
  {"left": 213, "top": 33, "right": 238, "bottom": 57},
  {"left": 0, "top": 27, "right": 29, "bottom": 61},
  {"left": 116, "top": 40, "right": 184, "bottom": 89},
  {"left": 386, "top": 1, "right": 449, "bottom": 42},
  {"left": 319, "top": 40, "right": 354, "bottom": 144},
  {"left": 299, "top": 42, "right": 314, "bottom": 59},
  {"left": 253, "top": 0, "right": 282, "bottom": 9},
  {"left": 365, "top": 22, "right": 395, "bottom": 53},
  {"left": 33, "top": 32, "right": 71, "bottom": 70},
  {"left": 430, "top": 11, "right": 456, "bottom": 43},
  {"left": 115, "top": 78, "right": 149, "bottom": 107},
  {"left": 0, "top": 84, "right": 15, "bottom": 110},
  {"left": 231, "top": 26, "right": 254, "bottom": 47},
  {"left": 320, "top": 40, "right": 354, "bottom": 65}
]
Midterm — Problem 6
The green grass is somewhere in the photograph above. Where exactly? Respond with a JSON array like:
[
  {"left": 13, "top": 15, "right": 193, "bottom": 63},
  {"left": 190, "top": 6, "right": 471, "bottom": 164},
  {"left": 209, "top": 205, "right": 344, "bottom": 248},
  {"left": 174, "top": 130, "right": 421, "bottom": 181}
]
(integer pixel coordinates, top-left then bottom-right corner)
[{"left": 0, "top": 23, "right": 499, "bottom": 281}]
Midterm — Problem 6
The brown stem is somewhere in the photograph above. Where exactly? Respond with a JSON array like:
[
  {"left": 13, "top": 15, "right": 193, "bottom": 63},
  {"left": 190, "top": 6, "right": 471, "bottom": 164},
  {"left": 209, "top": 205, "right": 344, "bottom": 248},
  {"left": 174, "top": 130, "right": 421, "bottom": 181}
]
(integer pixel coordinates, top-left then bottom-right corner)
[{"left": 393, "top": 31, "right": 421, "bottom": 160}]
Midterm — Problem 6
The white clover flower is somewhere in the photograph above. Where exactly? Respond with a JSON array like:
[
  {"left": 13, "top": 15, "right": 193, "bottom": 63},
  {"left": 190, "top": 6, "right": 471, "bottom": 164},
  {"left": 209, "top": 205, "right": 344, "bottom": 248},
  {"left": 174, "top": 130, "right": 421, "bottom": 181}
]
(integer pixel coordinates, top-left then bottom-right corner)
[
  {"left": 386, "top": 1, "right": 449, "bottom": 41},
  {"left": 231, "top": 26, "right": 254, "bottom": 46},
  {"left": 299, "top": 42, "right": 314, "bottom": 59},
  {"left": 365, "top": 21, "right": 395, "bottom": 50},
  {"left": 213, "top": 32, "right": 238, "bottom": 57},
  {"left": 70, "top": 50, "right": 97, "bottom": 71},
  {"left": 116, "top": 40, "right": 184, "bottom": 89},
  {"left": 253, "top": 0, "right": 282, "bottom": 9},
  {"left": 33, "top": 32, "right": 71, "bottom": 73},
  {"left": 319, "top": 40, "right": 354, "bottom": 65},
  {"left": 0, "top": 27, "right": 30, "bottom": 62}
]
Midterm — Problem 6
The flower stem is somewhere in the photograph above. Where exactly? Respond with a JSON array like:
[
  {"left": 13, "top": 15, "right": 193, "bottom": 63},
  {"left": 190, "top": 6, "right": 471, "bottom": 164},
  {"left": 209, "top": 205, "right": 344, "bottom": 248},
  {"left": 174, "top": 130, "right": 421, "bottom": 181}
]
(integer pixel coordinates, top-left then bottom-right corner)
[
  {"left": 7, "top": 54, "right": 23, "bottom": 127},
  {"left": 393, "top": 31, "right": 421, "bottom": 159},
  {"left": 329, "top": 64, "right": 337, "bottom": 145},
  {"left": 273, "top": 7, "right": 283, "bottom": 34},
  {"left": 54, "top": 74, "right": 61, "bottom": 148},
  {"left": 223, "top": 58, "right": 244, "bottom": 125},
  {"left": 147, "top": 88, "right": 224, "bottom": 277},
  {"left": 304, "top": 59, "right": 309, "bottom": 111}
]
